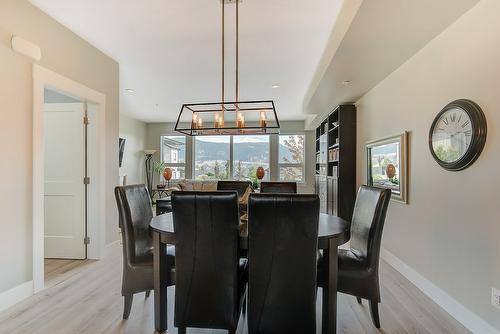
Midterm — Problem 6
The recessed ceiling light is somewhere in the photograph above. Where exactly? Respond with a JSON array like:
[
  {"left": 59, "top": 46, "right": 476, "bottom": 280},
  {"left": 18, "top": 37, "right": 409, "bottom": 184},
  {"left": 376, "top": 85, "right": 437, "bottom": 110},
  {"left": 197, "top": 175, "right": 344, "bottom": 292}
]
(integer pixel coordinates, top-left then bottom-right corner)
[
  {"left": 124, "top": 88, "right": 135, "bottom": 93},
  {"left": 271, "top": 84, "right": 281, "bottom": 89},
  {"left": 341, "top": 80, "right": 351, "bottom": 86}
]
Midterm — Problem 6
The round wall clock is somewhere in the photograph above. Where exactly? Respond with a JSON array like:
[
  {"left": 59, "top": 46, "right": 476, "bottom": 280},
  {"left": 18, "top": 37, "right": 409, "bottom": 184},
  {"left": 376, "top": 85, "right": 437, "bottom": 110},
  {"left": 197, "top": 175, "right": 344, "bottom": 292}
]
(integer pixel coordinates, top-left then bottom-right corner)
[{"left": 429, "top": 99, "right": 487, "bottom": 171}]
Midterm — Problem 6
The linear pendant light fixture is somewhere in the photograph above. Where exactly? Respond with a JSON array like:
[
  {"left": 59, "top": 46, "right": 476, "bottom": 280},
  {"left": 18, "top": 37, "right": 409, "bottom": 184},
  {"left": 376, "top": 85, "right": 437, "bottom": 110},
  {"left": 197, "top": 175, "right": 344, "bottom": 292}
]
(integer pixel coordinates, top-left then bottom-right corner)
[{"left": 175, "top": 0, "right": 280, "bottom": 136}]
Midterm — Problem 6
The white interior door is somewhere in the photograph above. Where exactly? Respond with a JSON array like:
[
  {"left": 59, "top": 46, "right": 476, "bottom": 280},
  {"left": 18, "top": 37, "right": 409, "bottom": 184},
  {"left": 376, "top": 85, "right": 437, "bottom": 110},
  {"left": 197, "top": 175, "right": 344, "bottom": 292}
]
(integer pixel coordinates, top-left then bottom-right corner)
[{"left": 44, "top": 103, "right": 86, "bottom": 259}]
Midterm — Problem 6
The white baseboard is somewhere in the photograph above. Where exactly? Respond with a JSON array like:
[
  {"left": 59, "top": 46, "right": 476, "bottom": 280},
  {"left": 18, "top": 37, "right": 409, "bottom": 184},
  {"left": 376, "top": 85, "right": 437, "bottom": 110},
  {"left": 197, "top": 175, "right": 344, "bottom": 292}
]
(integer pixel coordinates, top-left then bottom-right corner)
[
  {"left": 381, "top": 248, "right": 499, "bottom": 334},
  {"left": 0, "top": 281, "right": 33, "bottom": 314}
]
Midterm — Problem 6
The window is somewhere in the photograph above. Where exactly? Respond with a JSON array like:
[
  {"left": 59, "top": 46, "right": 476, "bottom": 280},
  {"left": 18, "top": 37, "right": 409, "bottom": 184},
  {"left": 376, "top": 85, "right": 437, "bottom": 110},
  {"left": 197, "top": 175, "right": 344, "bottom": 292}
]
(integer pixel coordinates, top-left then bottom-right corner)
[
  {"left": 192, "top": 134, "right": 302, "bottom": 181},
  {"left": 194, "top": 136, "right": 230, "bottom": 180},
  {"left": 160, "top": 135, "right": 186, "bottom": 179},
  {"left": 194, "top": 135, "right": 270, "bottom": 181},
  {"left": 233, "top": 135, "right": 269, "bottom": 181},
  {"left": 279, "top": 134, "right": 305, "bottom": 182}
]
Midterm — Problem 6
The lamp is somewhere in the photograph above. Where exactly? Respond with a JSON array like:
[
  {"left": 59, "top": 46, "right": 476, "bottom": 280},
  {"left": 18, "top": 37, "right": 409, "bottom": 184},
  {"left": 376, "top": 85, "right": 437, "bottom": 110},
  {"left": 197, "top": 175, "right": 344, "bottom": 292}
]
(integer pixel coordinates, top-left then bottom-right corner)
[
  {"left": 144, "top": 150, "right": 156, "bottom": 196},
  {"left": 175, "top": 0, "right": 280, "bottom": 136}
]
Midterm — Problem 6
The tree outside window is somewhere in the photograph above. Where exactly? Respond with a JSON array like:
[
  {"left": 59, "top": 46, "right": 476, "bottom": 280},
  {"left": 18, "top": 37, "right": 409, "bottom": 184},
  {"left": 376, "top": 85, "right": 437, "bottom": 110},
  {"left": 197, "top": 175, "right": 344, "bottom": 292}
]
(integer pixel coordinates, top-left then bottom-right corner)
[{"left": 279, "top": 135, "right": 305, "bottom": 182}]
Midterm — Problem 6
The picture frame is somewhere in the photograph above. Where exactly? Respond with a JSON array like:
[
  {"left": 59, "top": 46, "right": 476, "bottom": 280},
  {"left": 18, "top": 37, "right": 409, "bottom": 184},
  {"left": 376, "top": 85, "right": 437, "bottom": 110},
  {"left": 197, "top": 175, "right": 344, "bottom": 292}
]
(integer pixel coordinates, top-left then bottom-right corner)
[{"left": 366, "top": 131, "right": 408, "bottom": 204}]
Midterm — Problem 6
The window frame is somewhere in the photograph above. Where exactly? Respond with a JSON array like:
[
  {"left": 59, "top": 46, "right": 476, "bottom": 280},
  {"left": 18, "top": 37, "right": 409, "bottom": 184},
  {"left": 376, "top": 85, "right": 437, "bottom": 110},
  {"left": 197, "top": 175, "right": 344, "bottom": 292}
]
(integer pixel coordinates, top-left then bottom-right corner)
[
  {"left": 278, "top": 133, "right": 306, "bottom": 183},
  {"left": 192, "top": 134, "right": 271, "bottom": 181},
  {"left": 159, "top": 135, "right": 187, "bottom": 180}
]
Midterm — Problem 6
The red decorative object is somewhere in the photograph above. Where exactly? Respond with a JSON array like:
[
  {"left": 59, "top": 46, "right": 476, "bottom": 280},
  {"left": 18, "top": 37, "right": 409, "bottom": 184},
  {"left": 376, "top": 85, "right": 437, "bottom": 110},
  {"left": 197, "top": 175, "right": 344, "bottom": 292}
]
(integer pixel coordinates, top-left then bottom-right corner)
[
  {"left": 256, "top": 166, "right": 265, "bottom": 180},
  {"left": 163, "top": 167, "right": 173, "bottom": 181},
  {"left": 386, "top": 164, "right": 396, "bottom": 179}
]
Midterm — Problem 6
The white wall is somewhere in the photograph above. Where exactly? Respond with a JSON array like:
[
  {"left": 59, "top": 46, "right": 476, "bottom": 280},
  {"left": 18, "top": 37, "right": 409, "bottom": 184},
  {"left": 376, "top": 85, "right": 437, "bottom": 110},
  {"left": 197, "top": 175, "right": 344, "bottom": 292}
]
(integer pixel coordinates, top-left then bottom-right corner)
[
  {"left": 145, "top": 121, "right": 315, "bottom": 193},
  {"left": 119, "top": 114, "right": 147, "bottom": 185},
  {"left": 0, "top": 0, "right": 119, "bottom": 294},
  {"left": 356, "top": 0, "right": 500, "bottom": 330}
]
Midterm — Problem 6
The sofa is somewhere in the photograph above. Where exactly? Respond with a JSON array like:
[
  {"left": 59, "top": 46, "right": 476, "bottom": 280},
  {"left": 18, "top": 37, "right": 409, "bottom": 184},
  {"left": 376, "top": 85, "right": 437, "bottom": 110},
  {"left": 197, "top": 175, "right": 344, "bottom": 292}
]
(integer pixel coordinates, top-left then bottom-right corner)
[
  {"left": 161, "top": 180, "right": 253, "bottom": 216},
  {"left": 173, "top": 180, "right": 218, "bottom": 192}
]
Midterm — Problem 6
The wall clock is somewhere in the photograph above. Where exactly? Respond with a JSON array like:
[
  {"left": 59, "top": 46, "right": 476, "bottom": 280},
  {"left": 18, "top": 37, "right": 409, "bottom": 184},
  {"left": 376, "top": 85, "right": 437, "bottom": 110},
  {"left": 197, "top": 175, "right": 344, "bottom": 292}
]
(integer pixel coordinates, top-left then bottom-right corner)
[{"left": 429, "top": 99, "right": 487, "bottom": 171}]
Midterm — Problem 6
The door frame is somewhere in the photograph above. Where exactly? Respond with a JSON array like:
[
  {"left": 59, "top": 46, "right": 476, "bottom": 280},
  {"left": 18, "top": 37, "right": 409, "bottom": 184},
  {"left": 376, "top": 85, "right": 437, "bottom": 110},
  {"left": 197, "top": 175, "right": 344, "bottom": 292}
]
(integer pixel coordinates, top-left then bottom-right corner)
[{"left": 32, "top": 64, "right": 106, "bottom": 292}]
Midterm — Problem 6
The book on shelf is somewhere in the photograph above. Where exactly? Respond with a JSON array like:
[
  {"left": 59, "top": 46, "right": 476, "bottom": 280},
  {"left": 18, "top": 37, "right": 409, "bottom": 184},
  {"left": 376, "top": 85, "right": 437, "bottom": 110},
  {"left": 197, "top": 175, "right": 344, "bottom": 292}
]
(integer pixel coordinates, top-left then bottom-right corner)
[{"left": 328, "top": 148, "right": 340, "bottom": 161}]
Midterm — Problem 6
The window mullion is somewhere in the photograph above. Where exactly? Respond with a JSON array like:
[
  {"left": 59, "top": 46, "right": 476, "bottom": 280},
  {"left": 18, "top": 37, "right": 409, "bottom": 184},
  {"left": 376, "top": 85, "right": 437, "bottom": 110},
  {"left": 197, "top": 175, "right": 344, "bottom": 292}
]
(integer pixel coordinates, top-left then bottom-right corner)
[{"left": 229, "top": 135, "right": 234, "bottom": 180}]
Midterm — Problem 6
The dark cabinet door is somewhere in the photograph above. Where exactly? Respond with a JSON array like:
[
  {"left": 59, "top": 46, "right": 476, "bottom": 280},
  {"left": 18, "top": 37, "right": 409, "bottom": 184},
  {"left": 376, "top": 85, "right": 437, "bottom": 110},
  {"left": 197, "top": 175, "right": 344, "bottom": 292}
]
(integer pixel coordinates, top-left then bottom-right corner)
[
  {"left": 327, "top": 177, "right": 338, "bottom": 216},
  {"left": 327, "top": 177, "right": 333, "bottom": 215},
  {"left": 316, "top": 175, "right": 327, "bottom": 214}
]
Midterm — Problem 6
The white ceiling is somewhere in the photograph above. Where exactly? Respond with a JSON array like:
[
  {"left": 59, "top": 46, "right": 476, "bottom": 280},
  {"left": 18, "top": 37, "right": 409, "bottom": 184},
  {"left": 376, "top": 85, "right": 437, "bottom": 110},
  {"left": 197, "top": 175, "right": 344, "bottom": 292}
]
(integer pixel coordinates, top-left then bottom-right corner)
[
  {"left": 29, "top": 0, "right": 344, "bottom": 123},
  {"left": 304, "top": 0, "right": 479, "bottom": 128}
]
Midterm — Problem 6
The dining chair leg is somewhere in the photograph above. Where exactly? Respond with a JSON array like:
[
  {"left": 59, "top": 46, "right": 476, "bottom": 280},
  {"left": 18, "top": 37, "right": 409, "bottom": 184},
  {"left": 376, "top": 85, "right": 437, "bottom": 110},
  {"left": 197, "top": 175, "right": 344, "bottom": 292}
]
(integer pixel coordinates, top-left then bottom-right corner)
[
  {"left": 123, "top": 294, "right": 133, "bottom": 319},
  {"left": 178, "top": 327, "right": 186, "bottom": 334},
  {"left": 145, "top": 290, "right": 151, "bottom": 298},
  {"left": 369, "top": 300, "right": 381, "bottom": 328},
  {"left": 356, "top": 297, "right": 362, "bottom": 304},
  {"left": 321, "top": 286, "right": 329, "bottom": 334}
]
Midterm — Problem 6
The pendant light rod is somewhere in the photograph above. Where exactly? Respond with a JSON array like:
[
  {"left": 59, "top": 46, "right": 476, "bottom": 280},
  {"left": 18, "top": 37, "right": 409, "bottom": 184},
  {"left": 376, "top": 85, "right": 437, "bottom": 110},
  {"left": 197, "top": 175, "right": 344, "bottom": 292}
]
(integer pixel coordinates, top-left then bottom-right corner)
[
  {"left": 236, "top": 0, "right": 239, "bottom": 103},
  {"left": 221, "top": 1, "right": 225, "bottom": 105}
]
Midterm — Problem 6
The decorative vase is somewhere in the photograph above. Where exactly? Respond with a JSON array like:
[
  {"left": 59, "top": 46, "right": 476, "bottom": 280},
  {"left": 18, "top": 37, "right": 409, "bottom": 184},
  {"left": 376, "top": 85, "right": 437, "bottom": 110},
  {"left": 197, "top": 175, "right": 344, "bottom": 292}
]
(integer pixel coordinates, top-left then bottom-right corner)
[
  {"left": 386, "top": 164, "right": 396, "bottom": 179},
  {"left": 163, "top": 167, "right": 173, "bottom": 187},
  {"left": 256, "top": 166, "right": 265, "bottom": 180}
]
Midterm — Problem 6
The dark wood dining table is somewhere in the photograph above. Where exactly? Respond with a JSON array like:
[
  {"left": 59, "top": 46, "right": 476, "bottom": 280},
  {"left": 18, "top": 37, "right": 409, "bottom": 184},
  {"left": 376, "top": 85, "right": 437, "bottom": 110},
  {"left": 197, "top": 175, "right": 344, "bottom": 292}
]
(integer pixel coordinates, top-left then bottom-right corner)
[{"left": 150, "top": 212, "right": 350, "bottom": 334}]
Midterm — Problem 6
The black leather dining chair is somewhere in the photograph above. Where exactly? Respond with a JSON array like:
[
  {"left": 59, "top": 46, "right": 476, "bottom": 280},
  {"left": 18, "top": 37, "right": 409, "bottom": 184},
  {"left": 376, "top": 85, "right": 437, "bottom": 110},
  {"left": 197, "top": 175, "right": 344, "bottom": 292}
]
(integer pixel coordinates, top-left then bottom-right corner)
[
  {"left": 217, "top": 180, "right": 252, "bottom": 197},
  {"left": 114, "top": 185, "right": 175, "bottom": 319},
  {"left": 317, "top": 186, "right": 391, "bottom": 328},
  {"left": 247, "top": 193, "right": 319, "bottom": 334},
  {"left": 260, "top": 181, "right": 297, "bottom": 194},
  {"left": 171, "top": 191, "right": 248, "bottom": 334}
]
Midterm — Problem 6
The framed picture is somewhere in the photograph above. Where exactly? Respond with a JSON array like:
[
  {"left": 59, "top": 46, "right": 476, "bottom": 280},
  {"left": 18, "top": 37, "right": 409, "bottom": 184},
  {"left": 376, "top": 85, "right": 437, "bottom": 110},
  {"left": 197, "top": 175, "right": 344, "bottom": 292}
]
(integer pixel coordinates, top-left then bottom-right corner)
[{"left": 366, "top": 132, "right": 408, "bottom": 204}]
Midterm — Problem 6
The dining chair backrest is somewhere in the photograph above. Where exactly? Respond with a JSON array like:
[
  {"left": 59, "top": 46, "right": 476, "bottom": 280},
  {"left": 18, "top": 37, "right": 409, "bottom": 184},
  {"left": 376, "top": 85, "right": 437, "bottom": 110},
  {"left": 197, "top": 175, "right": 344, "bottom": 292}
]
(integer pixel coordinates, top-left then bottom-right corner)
[
  {"left": 171, "top": 191, "right": 242, "bottom": 331},
  {"left": 350, "top": 186, "right": 391, "bottom": 268},
  {"left": 115, "top": 184, "right": 154, "bottom": 266},
  {"left": 247, "top": 193, "right": 319, "bottom": 333},
  {"left": 217, "top": 180, "right": 252, "bottom": 197},
  {"left": 259, "top": 181, "right": 297, "bottom": 194}
]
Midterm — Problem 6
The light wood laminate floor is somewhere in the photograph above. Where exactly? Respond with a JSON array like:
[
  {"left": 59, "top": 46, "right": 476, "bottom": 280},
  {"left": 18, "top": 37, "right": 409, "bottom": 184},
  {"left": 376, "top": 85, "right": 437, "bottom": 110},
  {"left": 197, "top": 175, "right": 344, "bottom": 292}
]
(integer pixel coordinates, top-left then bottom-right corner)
[
  {"left": 44, "top": 258, "right": 93, "bottom": 289},
  {"left": 0, "top": 243, "right": 469, "bottom": 334}
]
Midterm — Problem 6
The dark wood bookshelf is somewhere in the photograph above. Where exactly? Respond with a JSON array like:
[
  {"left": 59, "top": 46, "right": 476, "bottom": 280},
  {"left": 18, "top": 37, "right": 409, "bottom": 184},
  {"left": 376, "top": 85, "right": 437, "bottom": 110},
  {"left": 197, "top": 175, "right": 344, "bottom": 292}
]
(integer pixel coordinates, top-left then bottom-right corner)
[{"left": 314, "top": 104, "right": 356, "bottom": 221}]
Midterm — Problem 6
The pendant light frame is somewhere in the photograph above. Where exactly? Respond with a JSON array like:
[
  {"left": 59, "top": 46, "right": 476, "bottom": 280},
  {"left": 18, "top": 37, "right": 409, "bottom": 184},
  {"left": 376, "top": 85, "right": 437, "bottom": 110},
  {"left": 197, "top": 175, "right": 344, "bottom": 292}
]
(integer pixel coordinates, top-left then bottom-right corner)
[{"left": 175, "top": 0, "right": 280, "bottom": 136}]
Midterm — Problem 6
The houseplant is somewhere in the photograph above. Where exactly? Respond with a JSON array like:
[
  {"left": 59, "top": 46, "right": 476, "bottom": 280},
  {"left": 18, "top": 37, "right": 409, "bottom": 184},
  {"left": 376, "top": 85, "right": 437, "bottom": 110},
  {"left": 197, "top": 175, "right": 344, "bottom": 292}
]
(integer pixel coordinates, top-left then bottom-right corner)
[{"left": 153, "top": 161, "right": 166, "bottom": 188}]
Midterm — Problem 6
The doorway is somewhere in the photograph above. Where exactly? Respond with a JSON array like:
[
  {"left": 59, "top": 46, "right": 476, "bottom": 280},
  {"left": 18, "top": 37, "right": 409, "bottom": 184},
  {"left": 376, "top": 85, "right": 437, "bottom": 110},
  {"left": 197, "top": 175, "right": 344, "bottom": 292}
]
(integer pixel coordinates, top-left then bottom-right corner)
[
  {"left": 33, "top": 65, "right": 106, "bottom": 292},
  {"left": 43, "top": 90, "right": 87, "bottom": 260}
]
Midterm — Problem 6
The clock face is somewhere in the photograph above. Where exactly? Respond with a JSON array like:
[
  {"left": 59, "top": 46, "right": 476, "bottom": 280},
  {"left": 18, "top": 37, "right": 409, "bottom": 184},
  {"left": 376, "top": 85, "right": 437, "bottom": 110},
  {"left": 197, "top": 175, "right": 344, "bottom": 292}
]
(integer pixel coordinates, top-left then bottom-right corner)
[
  {"left": 431, "top": 107, "right": 472, "bottom": 163},
  {"left": 429, "top": 99, "right": 487, "bottom": 171}
]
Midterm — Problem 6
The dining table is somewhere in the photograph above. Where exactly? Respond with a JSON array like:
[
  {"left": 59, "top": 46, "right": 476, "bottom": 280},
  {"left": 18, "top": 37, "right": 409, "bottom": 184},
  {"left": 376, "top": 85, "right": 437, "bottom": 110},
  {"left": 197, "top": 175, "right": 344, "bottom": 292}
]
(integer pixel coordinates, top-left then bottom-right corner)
[{"left": 150, "top": 212, "right": 350, "bottom": 334}]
